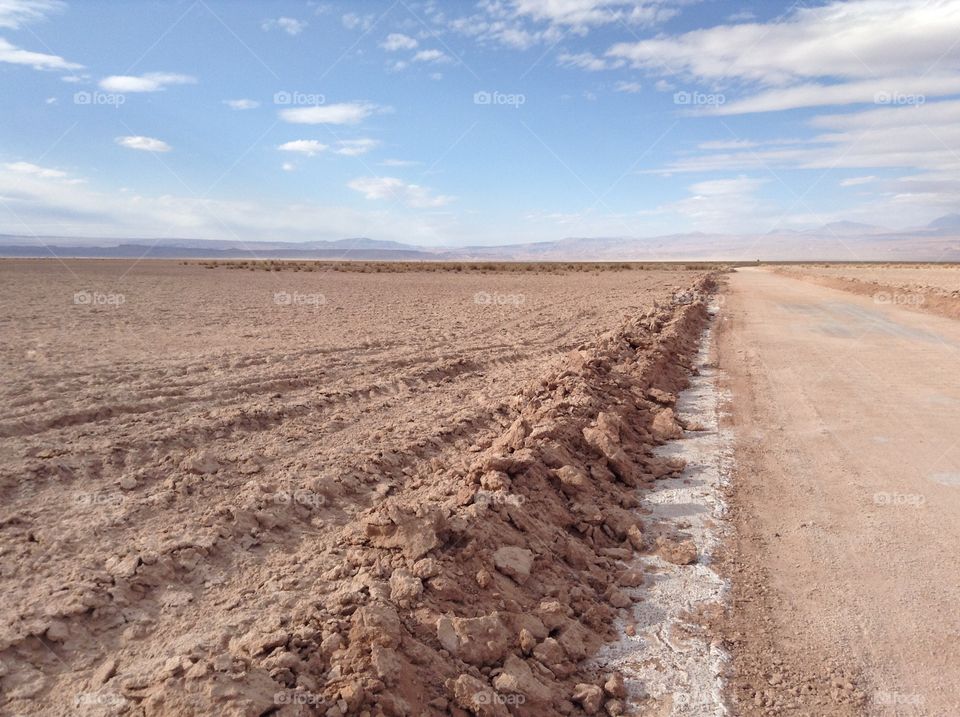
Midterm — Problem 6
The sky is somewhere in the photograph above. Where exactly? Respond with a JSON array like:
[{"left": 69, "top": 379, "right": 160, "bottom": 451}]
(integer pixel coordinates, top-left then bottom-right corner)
[{"left": 1, "top": 0, "right": 959, "bottom": 246}]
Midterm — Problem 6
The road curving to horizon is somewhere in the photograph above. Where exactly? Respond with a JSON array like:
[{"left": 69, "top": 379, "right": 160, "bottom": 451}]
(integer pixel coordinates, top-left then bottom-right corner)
[{"left": 717, "top": 267, "right": 960, "bottom": 716}]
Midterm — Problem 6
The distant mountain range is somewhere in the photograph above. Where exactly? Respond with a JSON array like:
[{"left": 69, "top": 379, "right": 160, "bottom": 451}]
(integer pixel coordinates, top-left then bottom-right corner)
[{"left": 2, "top": 214, "right": 959, "bottom": 261}]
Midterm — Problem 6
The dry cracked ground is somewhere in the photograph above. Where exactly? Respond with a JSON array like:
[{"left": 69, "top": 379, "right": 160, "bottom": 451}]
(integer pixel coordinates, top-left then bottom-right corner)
[{"left": 0, "top": 260, "right": 717, "bottom": 717}]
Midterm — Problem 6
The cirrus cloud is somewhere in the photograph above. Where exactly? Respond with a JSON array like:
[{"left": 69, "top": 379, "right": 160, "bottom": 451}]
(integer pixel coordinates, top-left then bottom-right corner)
[
  {"left": 348, "top": 176, "right": 453, "bottom": 208},
  {"left": 279, "top": 101, "right": 383, "bottom": 125},
  {"left": 99, "top": 72, "right": 196, "bottom": 93},
  {"left": 115, "top": 136, "right": 171, "bottom": 152}
]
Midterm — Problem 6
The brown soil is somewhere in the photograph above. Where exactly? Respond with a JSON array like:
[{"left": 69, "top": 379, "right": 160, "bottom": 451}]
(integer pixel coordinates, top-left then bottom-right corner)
[
  {"left": 0, "top": 260, "right": 717, "bottom": 717},
  {"left": 773, "top": 266, "right": 960, "bottom": 321},
  {"left": 716, "top": 268, "right": 960, "bottom": 716}
]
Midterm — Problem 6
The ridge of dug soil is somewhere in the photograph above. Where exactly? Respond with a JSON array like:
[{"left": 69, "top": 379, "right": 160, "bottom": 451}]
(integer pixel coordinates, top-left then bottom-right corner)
[{"left": 2, "top": 274, "right": 717, "bottom": 717}]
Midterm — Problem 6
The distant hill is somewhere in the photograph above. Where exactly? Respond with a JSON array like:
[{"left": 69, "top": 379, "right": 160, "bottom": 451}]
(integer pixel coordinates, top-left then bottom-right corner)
[
  {"left": 927, "top": 214, "right": 960, "bottom": 231},
  {"left": 1, "top": 223, "right": 958, "bottom": 262}
]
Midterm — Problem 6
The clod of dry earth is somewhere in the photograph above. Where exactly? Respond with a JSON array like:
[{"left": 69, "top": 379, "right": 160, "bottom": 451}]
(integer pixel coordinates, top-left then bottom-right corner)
[{"left": 0, "top": 261, "right": 718, "bottom": 716}]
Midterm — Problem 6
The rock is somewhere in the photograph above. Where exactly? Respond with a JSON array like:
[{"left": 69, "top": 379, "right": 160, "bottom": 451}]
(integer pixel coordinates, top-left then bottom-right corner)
[
  {"left": 119, "top": 474, "right": 138, "bottom": 490},
  {"left": 412, "top": 557, "right": 440, "bottom": 578},
  {"left": 365, "top": 508, "right": 443, "bottom": 561},
  {"left": 606, "top": 588, "right": 632, "bottom": 609},
  {"left": 371, "top": 646, "right": 404, "bottom": 685},
  {"left": 45, "top": 620, "right": 69, "bottom": 643},
  {"left": 553, "top": 465, "right": 590, "bottom": 494},
  {"left": 646, "top": 387, "right": 675, "bottom": 405},
  {"left": 480, "top": 471, "right": 511, "bottom": 492},
  {"left": 582, "top": 415, "right": 641, "bottom": 484},
  {"left": 234, "top": 629, "right": 289, "bottom": 656},
  {"left": 350, "top": 604, "right": 403, "bottom": 649},
  {"left": 476, "top": 569, "right": 493, "bottom": 588},
  {"left": 651, "top": 408, "right": 684, "bottom": 441},
  {"left": 519, "top": 628, "right": 536, "bottom": 655},
  {"left": 619, "top": 568, "right": 644, "bottom": 588},
  {"left": 556, "top": 621, "right": 591, "bottom": 661},
  {"left": 449, "top": 674, "right": 510, "bottom": 717},
  {"left": 656, "top": 536, "right": 698, "bottom": 565},
  {"left": 532, "top": 637, "right": 565, "bottom": 666},
  {"left": 91, "top": 657, "right": 118, "bottom": 687},
  {"left": 604, "top": 672, "right": 627, "bottom": 698},
  {"left": 389, "top": 569, "right": 423, "bottom": 607},
  {"left": 436, "top": 614, "right": 509, "bottom": 665},
  {"left": 626, "top": 524, "right": 644, "bottom": 550},
  {"left": 483, "top": 450, "right": 536, "bottom": 475},
  {"left": 573, "top": 683, "right": 604, "bottom": 714},
  {"left": 605, "top": 698, "right": 625, "bottom": 715},
  {"left": 181, "top": 452, "right": 220, "bottom": 475},
  {"left": 492, "top": 546, "right": 534, "bottom": 584},
  {"left": 492, "top": 654, "right": 553, "bottom": 704}
]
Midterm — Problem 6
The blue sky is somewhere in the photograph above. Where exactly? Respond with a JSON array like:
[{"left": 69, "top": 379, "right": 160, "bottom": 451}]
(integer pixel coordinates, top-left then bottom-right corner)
[{"left": 1, "top": 0, "right": 959, "bottom": 246}]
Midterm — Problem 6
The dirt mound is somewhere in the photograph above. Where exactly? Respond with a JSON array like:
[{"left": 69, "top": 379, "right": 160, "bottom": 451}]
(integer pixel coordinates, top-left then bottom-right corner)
[{"left": 0, "top": 262, "right": 715, "bottom": 716}]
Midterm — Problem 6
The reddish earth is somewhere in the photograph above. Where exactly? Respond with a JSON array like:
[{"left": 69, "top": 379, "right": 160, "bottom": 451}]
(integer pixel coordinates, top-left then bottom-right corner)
[
  {"left": 0, "top": 260, "right": 718, "bottom": 716},
  {"left": 717, "top": 268, "right": 960, "bottom": 716}
]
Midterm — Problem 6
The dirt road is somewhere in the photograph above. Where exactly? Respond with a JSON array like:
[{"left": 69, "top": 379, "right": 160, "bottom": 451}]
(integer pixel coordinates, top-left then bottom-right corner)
[{"left": 718, "top": 268, "right": 960, "bottom": 715}]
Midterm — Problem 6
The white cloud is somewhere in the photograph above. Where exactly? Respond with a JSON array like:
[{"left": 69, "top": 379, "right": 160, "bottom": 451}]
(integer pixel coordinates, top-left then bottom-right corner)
[
  {"left": 0, "top": 36, "right": 81, "bottom": 70},
  {"left": 224, "top": 98, "right": 259, "bottom": 110},
  {"left": 277, "top": 138, "right": 379, "bottom": 157},
  {"left": 99, "top": 72, "right": 196, "bottom": 93},
  {"left": 666, "top": 176, "right": 769, "bottom": 231},
  {"left": 511, "top": 0, "right": 680, "bottom": 29},
  {"left": 278, "top": 139, "right": 327, "bottom": 156},
  {"left": 697, "top": 139, "right": 758, "bottom": 150},
  {"left": 348, "top": 176, "right": 454, "bottom": 208},
  {"left": 334, "top": 138, "right": 379, "bottom": 156},
  {"left": 413, "top": 49, "right": 451, "bottom": 64},
  {"left": 607, "top": 0, "right": 960, "bottom": 113},
  {"left": 261, "top": 16, "right": 306, "bottom": 35},
  {"left": 380, "top": 159, "right": 419, "bottom": 167},
  {"left": 614, "top": 80, "right": 642, "bottom": 93},
  {"left": 0, "top": 0, "right": 64, "bottom": 29},
  {"left": 342, "top": 12, "right": 374, "bottom": 31},
  {"left": 0, "top": 164, "right": 459, "bottom": 245},
  {"left": 115, "top": 136, "right": 171, "bottom": 152},
  {"left": 659, "top": 100, "right": 960, "bottom": 179},
  {"left": 381, "top": 32, "right": 417, "bottom": 51},
  {"left": 5, "top": 161, "right": 66, "bottom": 178},
  {"left": 711, "top": 75, "right": 960, "bottom": 115},
  {"left": 449, "top": 0, "right": 678, "bottom": 48},
  {"left": 840, "top": 176, "right": 877, "bottom": 187},
  {"left": 279, "top": 101, "right": 380, "bottom": 125},
  {"left": 558, "top": 51, "right": 623, "bottom": 71},
  {"left": 281, "top": 162, "right": 296, "bottom": 172}
]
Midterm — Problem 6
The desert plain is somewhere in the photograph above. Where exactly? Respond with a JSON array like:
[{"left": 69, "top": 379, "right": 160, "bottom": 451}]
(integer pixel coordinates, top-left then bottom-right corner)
[{"left": 1, "top": 259, "right": 959, "bottom": 716}]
